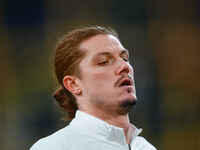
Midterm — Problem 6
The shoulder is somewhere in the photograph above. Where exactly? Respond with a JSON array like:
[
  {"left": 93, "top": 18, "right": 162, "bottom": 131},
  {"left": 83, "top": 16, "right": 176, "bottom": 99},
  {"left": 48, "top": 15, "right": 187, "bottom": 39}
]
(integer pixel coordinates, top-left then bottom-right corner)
[
  {"left": 29, "top": 126, "right": 76, "bottom": 150},
  {"left": 132, "top": 136, "right": 157, "bottom": 150},
  {"left": 30, "top": 137, "right": 53, "bottom": 150}
]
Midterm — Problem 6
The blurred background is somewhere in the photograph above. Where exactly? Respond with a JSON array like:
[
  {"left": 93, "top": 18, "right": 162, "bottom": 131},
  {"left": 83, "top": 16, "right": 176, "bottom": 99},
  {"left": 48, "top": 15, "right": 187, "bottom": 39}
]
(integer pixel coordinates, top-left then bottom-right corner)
[{"left": 0, "top": 0, "right": 200, "bottom": 149}]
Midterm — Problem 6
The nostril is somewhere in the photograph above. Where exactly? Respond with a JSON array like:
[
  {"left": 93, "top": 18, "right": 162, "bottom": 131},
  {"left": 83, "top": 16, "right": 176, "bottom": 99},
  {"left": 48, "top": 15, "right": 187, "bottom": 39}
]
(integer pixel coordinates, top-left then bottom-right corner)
[
  {"left": 120, "top": 66, "right": 130, "bottom": 75},
  {"left": 115, "top": 60, "right": 132, "bottom": 75}
]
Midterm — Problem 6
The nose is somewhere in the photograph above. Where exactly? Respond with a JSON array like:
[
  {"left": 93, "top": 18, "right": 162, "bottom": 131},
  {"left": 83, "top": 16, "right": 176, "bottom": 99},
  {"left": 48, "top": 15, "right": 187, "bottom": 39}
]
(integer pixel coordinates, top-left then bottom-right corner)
[{"left": 115, "top": 59, "right": 133, "bottom": 76}]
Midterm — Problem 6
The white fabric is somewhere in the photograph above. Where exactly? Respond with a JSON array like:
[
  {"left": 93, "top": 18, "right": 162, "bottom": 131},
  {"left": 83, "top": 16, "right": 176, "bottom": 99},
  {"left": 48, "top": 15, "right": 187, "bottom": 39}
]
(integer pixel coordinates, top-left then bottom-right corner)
[{"left": 30, "top": 111, "right": 157, "bottom": 150}]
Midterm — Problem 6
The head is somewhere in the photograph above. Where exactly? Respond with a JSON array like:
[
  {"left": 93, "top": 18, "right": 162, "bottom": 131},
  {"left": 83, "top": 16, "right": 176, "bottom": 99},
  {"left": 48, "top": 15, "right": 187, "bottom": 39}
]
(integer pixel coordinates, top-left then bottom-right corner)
[{"left": 53, "top": 26, "right": 137, "bottom": 120}]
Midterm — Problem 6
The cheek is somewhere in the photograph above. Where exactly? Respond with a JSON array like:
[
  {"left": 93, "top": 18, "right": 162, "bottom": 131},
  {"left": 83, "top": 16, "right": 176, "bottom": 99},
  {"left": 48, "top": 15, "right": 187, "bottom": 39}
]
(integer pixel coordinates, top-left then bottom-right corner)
[
  {"left": 86, "top": 70, "right": 113, "bottom": 88},
  {"left": 80, "top": 65, "right": 115, "bottom": 89},
  {"left": 89, "top": 72, "right": 114, "bottom": 97},
  {"left": 92, "top": 70, "right": 112, "bottom": 82}
]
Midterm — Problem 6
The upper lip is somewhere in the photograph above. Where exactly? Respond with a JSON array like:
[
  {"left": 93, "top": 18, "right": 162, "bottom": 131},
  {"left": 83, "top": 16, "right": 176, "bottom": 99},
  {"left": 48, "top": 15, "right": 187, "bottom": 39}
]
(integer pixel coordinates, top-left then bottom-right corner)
[{"left": 117, "top": 77, "right": 133, "bottom": 87}]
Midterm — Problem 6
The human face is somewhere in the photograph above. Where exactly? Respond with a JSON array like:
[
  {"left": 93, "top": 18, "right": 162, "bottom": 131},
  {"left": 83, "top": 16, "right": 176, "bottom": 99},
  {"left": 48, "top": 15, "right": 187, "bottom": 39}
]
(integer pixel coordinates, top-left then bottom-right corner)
[{"left": 78, "top": 34, "right": 137, "bottom": 115}]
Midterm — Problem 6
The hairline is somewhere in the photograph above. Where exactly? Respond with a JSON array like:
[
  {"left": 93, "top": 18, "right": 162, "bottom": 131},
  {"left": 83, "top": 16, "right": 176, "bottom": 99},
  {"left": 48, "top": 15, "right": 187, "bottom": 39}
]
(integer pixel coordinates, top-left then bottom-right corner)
[{"left": 73, "top": 33, "right": 120, "bottom": 78}]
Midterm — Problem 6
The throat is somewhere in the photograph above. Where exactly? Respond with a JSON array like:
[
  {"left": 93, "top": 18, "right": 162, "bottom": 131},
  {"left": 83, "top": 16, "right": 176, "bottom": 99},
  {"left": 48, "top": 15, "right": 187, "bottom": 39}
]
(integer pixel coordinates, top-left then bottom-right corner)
[
  {"left": 104, "top": 115, "right": 133, "bottom": 144},
  {"left": 81, "top": 108, "right": 133, "bottom": 144},
  {"left": 125, "top": 125, "right": 134, "bottom": 144}
]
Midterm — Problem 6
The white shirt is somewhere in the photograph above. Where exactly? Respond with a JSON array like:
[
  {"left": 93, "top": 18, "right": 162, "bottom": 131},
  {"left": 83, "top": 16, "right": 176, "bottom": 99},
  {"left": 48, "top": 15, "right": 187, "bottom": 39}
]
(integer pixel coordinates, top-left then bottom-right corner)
[{"left": 30, "top": 111, "right": 157, "bottom": 150}]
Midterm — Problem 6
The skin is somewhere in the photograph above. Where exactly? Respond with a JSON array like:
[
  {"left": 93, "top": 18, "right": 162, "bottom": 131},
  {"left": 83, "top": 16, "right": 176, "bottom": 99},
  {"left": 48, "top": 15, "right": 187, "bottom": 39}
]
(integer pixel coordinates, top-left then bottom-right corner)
[{"left": 63, "top": 34, "right": 137, "bottom": 144}]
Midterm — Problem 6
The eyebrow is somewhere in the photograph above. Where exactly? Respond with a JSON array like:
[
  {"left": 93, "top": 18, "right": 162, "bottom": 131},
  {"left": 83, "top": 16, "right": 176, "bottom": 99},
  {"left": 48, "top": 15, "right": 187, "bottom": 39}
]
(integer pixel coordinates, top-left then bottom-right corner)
[
  {"left": 94, "top": 49, "right": 129, "bottom": 58},
  {"left": 120, "top": 49, "right": 129, "bottom": 57}
]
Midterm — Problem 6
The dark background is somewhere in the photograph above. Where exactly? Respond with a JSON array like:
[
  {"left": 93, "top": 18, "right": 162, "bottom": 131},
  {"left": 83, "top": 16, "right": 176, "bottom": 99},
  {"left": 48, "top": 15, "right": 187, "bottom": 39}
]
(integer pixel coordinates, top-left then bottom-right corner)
[{"left": 0, "top": 0, "right": 200, "bottom": 149}]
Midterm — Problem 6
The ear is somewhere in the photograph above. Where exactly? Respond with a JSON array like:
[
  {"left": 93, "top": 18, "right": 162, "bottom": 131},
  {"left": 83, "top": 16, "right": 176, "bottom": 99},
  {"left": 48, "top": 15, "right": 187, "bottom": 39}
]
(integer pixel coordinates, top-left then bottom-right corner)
[{"left": 63, "top": 75, "right": 82, "bottom": 96}]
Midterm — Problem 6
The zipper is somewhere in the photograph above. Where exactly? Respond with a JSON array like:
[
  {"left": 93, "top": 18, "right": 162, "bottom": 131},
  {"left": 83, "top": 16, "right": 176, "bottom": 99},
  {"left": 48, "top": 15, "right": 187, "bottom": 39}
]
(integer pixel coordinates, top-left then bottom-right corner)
[{"left": 128, "top": 144, "right": 131, "bottom": 150}]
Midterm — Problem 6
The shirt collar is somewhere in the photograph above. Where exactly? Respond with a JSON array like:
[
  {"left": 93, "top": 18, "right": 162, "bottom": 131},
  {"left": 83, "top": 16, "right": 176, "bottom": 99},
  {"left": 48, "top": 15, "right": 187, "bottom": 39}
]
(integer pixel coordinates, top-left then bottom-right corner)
[{"left": 70, "top": 110, "right": 142, "bottom": 145}]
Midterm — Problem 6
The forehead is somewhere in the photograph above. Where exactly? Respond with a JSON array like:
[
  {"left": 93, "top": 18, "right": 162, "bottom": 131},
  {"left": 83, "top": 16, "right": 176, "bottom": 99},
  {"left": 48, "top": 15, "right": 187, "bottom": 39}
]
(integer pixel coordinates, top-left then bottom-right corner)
[{"left": 79, "top": 34, "right": 126, "bottom": 56}]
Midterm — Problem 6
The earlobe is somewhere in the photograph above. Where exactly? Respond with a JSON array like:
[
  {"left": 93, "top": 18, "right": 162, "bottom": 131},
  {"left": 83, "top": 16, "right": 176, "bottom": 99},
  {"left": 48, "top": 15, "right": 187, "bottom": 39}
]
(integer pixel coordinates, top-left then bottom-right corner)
[
  {"left": 63, "top": 75, "right": 82, "bottom": 96},
  {"left": 74, "top": 88, "right": 82, "bottom": 95}
]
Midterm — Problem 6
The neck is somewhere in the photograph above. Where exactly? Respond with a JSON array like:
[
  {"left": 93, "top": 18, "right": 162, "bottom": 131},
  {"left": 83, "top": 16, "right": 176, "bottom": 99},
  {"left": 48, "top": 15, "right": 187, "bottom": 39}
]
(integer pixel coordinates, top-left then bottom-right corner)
[{"left": 81, "top": 108, "right": 133, "bottom": 144}]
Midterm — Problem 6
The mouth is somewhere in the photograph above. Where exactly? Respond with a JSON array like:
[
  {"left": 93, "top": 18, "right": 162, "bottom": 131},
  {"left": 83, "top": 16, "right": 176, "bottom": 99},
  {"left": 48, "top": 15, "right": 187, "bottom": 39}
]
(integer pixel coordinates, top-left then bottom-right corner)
[{"left": 118, "top": 78, "right": 133, "bottom": 87}]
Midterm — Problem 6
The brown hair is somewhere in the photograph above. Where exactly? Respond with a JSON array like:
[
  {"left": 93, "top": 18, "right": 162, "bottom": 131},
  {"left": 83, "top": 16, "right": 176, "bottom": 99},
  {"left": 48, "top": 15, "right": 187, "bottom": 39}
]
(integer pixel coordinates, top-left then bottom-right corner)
[{"left": 53, "top": 26, "right": 118, "bottom": 120}]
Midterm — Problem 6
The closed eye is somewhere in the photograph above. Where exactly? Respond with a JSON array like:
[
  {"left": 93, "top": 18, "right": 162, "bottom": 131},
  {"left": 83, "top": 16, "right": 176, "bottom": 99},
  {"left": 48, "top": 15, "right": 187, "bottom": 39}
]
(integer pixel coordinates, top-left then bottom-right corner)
[
  {"left": 122, "top": 57, "right": 129, "bottom": 62},
  {"left": 98, "top": 61, "right": 109, "bottom": 65},
  {"left": 120, "top": 51, "right": 129, "bottom": 62}
]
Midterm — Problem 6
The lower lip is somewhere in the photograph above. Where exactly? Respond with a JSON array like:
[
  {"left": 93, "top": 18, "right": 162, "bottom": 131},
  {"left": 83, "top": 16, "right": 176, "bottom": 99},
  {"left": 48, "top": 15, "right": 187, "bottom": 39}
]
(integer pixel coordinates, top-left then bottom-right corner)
[
  {"left": 119, "top": 85, "right": 133, "bottom": 88},
  {"left": 119, "top": 85, "right": 134, "bottom": 91},
  {"left": 120, "top": 86, "right": 137, "bottom": 99}
]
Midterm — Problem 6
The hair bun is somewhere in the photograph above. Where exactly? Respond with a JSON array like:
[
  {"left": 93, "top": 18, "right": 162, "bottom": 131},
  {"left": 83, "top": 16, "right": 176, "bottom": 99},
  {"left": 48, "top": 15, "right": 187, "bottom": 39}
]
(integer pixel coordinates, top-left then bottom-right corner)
[{"left": 53, "top": 87, "right": 77, "bottom": 120}]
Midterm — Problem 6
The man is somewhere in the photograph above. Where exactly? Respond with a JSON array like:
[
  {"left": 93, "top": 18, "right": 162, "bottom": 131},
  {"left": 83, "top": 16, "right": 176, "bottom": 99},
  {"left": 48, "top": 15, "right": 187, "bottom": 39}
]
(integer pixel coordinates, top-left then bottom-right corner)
[{"left": 30, "top": 26, "right": 156, "bottom": 150}]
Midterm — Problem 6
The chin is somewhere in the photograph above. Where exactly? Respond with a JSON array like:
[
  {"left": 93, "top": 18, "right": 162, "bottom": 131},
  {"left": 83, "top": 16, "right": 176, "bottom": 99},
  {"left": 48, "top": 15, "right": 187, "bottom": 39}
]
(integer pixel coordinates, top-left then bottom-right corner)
[
  {"left": 117, "top": 97, "right": 137, "bottom": 115},
  {"left": 124, "top": 94, "right": 137, "bottom": 103}
]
